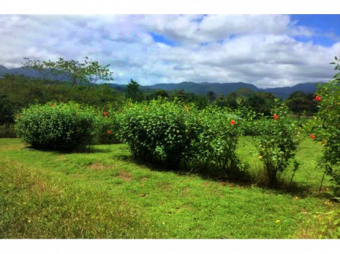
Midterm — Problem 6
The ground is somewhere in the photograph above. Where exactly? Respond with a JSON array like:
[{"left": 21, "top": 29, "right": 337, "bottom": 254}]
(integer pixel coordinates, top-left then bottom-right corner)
[{"left": 0, "top": 137, "right": 338, "bottom": 238}]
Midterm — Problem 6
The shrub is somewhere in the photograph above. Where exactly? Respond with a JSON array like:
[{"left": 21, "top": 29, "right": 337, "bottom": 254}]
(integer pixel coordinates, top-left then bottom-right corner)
[
  {"left": 254, "top": 102, "right": 300, "bottom": 186},
  {"left": 311, "top": 57, "right": 340, "bottom": 196},
  {"left": 15, "top": 102, "right": 97, "bottom": 151},
  {"left": 117, "top": 99, "right": 198, "bottom": 166},
  {"left": 118, "top": 100, "right": 247, "bottom": 180},
  {"left": 94, "top": 107, "right": 121, "bottom": 144},
  {"left": 191, "top": 106, "right": 247, "bottom": 179}
]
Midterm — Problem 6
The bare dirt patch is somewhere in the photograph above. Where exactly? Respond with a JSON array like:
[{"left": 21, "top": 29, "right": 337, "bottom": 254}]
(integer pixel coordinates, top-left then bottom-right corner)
[
  {"left": 117, "top": 171, "right": 132, "bottom": 182},
  {"left": 88, "top": 162, "right": 110, "bottom": 171}
]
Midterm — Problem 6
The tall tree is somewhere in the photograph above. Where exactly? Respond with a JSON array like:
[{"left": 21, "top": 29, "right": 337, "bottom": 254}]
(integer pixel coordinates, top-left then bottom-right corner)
[
  {"left": 23, "top": 57, "right": 114, "bottom": 87},
  {"left": 126, "top": 79, "right": 143, "bottom": 102},
  {"left": 207, "top": 90, "right": 216, "bottom": 103}
]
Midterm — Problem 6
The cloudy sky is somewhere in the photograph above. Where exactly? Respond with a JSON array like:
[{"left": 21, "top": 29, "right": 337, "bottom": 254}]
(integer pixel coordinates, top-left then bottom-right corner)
[{"left": 0, "top": 14, "right": 339, "bottom": 88}]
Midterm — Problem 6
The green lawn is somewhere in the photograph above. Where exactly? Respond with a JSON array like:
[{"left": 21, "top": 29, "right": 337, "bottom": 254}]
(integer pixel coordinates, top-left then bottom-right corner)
[{"left": 0, "top": 138, "right": 339, "bottom": 238}]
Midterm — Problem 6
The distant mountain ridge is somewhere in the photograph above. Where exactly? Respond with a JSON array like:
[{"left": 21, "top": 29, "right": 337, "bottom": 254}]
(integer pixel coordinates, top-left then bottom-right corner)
[
  {"left": 148, "top": 81, "right": 324, "bottom": 99},
  {"left": 0, "top": 65, "right": 42, "bottom": 78},
  {"left": 151, "top": 81, "right": 260, "bottom": 95},
  {"left": 0, "top": 65, "right": 326, "bottom": 98}
]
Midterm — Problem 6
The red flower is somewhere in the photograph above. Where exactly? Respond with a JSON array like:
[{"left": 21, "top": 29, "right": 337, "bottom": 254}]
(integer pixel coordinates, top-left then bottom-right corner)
[
  {"left": 310, "top": 134, "right": 315, "bottom": 139},
  {"left": 51, "top": 103, "right": 55, "bottom": 107},
  {"left": 231, "top": 119, "right": 235, "bottom": 125},
  {"left": 107, "top": 130, "right": 111, "bottom": 135},
  {"left": 103, "top": 111, "right": 108, "bottom": 117},
  {"left": 314, "top": 95, "right": 322, "bottom": 102},
  {"left": 273, "top": 114, "right": 279, "bottom": 120}
]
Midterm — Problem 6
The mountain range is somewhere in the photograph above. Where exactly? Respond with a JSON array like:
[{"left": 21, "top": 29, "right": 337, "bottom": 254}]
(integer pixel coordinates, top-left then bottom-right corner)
[
  {"left": 0, "top": 65, "right": 326, "bottom": 99},
  {"left": 0, "top": 65, "right": 42, "bottom": 78},
  {"left": 109, "top": 81, "right": 324, "bottom": 99}
]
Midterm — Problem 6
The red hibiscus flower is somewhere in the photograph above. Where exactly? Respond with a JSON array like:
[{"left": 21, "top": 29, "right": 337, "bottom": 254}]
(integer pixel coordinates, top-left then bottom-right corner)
[
  {"left": 103, "top": 111, "right": 108, "bottom": 117},
  {"left": 107, "top": 130, "right": 111, "bottom": 135},
  {"left": 310, "top": 134, "right": 315, "bottom": 139},
  {"left": 273, "top": 114, "right": 279, "bottom": 120},
  {"left": 231, "top": 119, "right": 235, "bottom": 125},
  {"left": 314, "top": 95, "right": 322, "bottom": 102}
]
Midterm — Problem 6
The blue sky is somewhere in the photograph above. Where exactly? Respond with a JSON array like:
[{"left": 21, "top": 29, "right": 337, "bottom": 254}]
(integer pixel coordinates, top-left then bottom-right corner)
[
  {"left": 291, "top": 14, "right": 340, "bottom": 46},
  {"left": 0, "top": 14, "right": 339, "bottom": 88}
]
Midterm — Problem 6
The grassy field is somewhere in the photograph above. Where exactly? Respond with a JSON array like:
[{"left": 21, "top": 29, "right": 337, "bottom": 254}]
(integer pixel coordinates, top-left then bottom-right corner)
[{"left": 1, "top": 137, "right": 339, "bottom": 239}]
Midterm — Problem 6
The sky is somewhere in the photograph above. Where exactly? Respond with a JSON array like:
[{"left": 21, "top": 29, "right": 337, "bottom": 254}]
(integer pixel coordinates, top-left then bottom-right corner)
[{"left": 0, "top": 14, "right": 339, "bottom": 88}]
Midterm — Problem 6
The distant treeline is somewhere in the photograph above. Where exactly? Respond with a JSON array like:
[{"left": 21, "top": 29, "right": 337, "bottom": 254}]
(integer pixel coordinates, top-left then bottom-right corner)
[
  {"left": 0, "top": 56, "right": 319, "bottom": 127},
  {"left": 0, "top": 74, "right": 319, "bottom": 128}
]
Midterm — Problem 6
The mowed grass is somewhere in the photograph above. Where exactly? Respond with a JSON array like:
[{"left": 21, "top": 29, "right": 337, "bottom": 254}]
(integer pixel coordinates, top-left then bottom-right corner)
[{"left": 0, "top": 137, "right": 339, "bottom": 238}]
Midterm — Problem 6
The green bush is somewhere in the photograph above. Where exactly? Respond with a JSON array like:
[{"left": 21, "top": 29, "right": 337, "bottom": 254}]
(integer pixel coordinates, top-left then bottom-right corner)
[
  {"left": 94, "top": 108, "right": 121, "bottom": 144},
  {"left": 15, "top": 102, "right": 98, "bottom": 151},
  {"left": 191, "top": 106, "right": 247, "bottom": 179},
  {"left": 254, "top": 102, "right": 300, "bottom": 186},
  {"left": 310, "top": 57, "right": 340, "bottom": 196},
  {"left": 117, "top": 99, "right": 198, "bottom": 166},
  {"left": 117, "top": 100, "right": 246, "bottom": 179}
]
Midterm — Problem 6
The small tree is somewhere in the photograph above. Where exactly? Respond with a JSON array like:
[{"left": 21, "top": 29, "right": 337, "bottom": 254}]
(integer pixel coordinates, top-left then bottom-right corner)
[
  {"left": 207, "top": 90, "right": 216, "bottom": 103},
  {"left": 126, "top": 79, "right": 143, "bottom": 102},
  {"left": 286, "top": 91, "right": 317, "bottom": 119}
]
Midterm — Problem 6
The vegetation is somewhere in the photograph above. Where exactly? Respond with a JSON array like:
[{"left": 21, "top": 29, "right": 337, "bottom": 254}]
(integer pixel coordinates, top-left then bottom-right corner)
[
  {"left": 254, "top": 102, "right": 301, "bottom": 186},
  {"left": 1, "top": 56, "right": 340, "bottom": 239},
  {"left": 286, "top": 91, "right": 318, "bottom": 119},
  {"left": 23, "top": 57, "right": 114, "bottom": 86},
  {"left": 117, "top": 99, "right": 197, "bottom": 166},
  {"left": 15, "top": 102, "right": 99, "bottom": 151},
  {"left": 309, "top": 57, "right": 340, "bottom": 197},
  {"left": 0, "top": 138, "right": 339, "bottom": 239}
]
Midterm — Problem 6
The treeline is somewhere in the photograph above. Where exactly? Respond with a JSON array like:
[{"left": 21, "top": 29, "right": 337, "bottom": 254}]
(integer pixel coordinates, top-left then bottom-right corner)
[{"left": 0, "top": 57, "right": 319, "bottom": 128}]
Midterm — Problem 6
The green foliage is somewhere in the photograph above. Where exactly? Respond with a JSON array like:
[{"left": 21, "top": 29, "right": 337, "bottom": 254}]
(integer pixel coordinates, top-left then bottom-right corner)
[
  {"left": 191, "top": 106, "right": 247, "bottom": 179},
  {"left": 94, "top": 107, "right": 121, "bottom": 144},
  {"left": 117, "top": 100, "right": 246, "bottom": 177},
  {"left": 23, "top": 56, "right": 114, "bottom": 86},
  {"left": 147, "top": 89, "right": 169, "bottom": 100},
  {"left": 126, "top": 79, "right": 143, "bottom": 102},
  {"left": 246, "top": 92, "right": 276, "bottom": 116},
  {"left": 0, "top": 94, "right": 15, "bottom": 125},
  {"left": 117, "top": 99, "right": 197, "bottom": 166},
  {"left": 214, "top": 93, "right": 240, "bottom": 109},
  {"left": 311, "top": 57, "right": 340, "bottom": 196},
  {"left": 286, "top": 91, "right": 317, "bottom": 117},
  {"left": 15, "top": 102, "right": 98, "bottom": 151},
  {"left": 0, "top": 75, "right": 124, "bottom": 124},
  {"left": 254, "top": 101, "right": 301, "bottom": 186}
]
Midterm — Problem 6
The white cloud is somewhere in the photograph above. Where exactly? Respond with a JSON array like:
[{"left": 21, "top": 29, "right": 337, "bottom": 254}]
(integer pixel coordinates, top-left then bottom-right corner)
[{"left": 0, "top": 14, "right": 339, "bottom": 88}]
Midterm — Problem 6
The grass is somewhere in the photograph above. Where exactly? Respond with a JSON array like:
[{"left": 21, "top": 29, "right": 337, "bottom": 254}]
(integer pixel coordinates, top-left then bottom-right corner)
[{"left": 1, "top": 137, "right": 339, "bottom": 239}]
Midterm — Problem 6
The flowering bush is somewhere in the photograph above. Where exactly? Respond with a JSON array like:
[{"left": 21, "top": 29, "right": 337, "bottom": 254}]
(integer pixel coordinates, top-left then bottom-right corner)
[
  {"left": 94, "top": 107, "right": 121, "bottom": 145},
  {"left": 117, "top": 100, "right": 247, "bottom": 178},
  {"left": 117, "top": 99, "right": 199, "bottom": 166},
  {"left": 254, "top": 101, "right": 300, "bottom": 186},
  {"left": 191, "top": 106, "right": 247, "bottom": 179},
  {"left": 311, "top": 57, "right": 340, "bottom": 196},
  {"left": 16, "top": 102, "right": 98, "bottom": 151}
]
